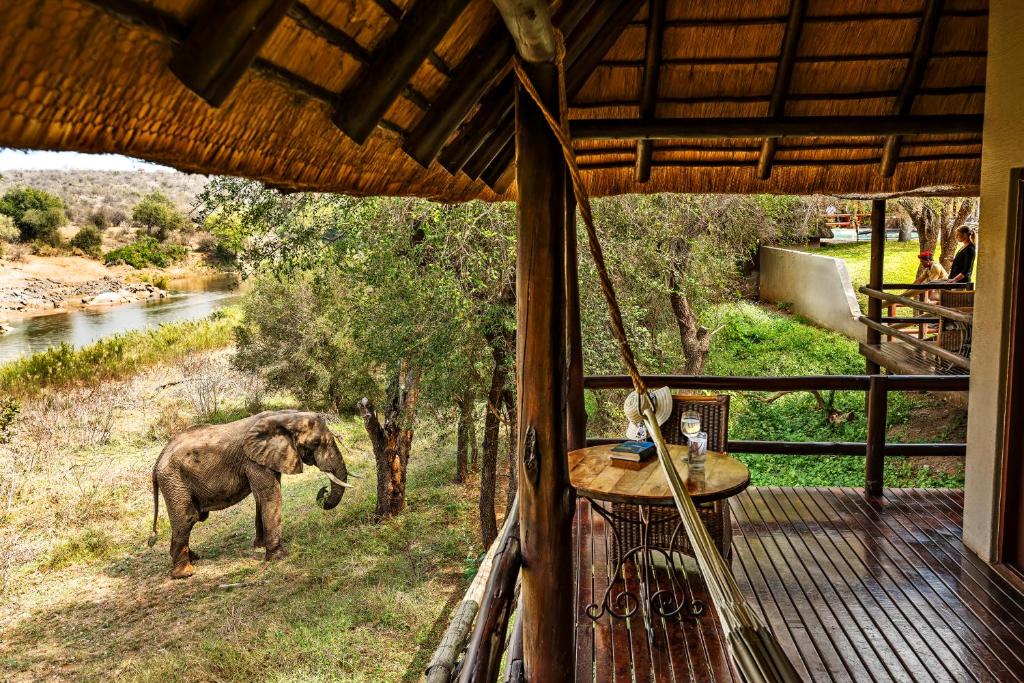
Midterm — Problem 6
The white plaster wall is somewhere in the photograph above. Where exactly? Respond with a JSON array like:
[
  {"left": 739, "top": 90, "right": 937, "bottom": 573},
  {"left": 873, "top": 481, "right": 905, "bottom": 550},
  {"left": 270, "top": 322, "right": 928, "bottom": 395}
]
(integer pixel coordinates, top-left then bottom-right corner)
[
  {"left": 963, "top": 0, "right": 1024, "bottom": 561},
  {"left": 759, "top": 246, "right": 866, "bottom": 342}
]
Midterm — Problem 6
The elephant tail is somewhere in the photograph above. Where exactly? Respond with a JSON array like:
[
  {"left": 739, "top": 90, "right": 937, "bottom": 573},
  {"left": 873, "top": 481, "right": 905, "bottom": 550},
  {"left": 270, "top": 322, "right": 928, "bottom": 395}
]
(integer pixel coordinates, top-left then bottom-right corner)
[{"left": 147, "top": 468, "right": 159, "bottom": 547}]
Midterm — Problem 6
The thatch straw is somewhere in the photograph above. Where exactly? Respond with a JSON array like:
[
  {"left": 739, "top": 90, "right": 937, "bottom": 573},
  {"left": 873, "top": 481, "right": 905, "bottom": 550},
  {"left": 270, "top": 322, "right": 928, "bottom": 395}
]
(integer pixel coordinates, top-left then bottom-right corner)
[{"left": 0, "top": 0, "right": 985, "bottom": 199}]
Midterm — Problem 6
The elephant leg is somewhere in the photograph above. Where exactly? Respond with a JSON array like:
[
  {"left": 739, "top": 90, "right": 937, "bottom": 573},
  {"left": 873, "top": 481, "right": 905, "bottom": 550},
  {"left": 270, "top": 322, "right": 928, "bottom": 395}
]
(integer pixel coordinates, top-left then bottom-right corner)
[
  {"left": 164, "top": 489, "right": 199, "bottom": 579},
  {"left": 253, "top": 501, "right": 265, "bottom": 548},
  {"left": 247, "top": 466, "right": 286, "bottom": 561},
  {"left": 169, "top": 515, "right": 198, "bottom": 579}
]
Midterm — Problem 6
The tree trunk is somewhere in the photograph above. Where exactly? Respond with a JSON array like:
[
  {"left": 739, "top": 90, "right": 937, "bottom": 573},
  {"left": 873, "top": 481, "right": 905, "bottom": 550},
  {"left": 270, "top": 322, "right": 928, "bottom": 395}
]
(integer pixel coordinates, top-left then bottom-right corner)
[
  {"left": 668, "top": 245, "right": 712, "bottom": 374},
  {"left": 470, "top": 404, "right": 480, "bottom": 472},
  {"left": 480, "top": 347, "right": 508, "bottom": 547},
  {"left": 504, "top": 391, "right": 517, "bottom": 513},
  {"left": 356, "top": 362, "right": 420, "bottom": 519},
  {"left": 454, "top": 389, "right": 473, "bottom": 484}
]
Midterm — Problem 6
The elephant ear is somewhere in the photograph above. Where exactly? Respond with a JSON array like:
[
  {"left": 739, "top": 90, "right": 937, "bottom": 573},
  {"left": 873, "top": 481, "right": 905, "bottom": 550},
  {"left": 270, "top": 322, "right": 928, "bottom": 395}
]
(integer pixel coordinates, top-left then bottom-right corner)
[{"left": 243, "top": 413, "right": 302, "bottom": 475}]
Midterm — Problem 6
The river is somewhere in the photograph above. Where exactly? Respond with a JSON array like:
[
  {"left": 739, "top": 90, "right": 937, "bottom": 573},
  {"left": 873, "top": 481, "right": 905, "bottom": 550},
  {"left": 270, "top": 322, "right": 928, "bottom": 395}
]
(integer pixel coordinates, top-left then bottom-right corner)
[{"left": 0, "top": 275, "right": 242, "bottom": 363}]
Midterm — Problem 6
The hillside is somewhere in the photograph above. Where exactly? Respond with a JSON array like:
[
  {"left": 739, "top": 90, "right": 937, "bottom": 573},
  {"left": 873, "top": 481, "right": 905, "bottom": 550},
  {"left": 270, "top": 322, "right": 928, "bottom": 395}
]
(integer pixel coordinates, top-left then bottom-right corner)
[{"left": 0, "top": 169, "right": 208, "bottom": 224}]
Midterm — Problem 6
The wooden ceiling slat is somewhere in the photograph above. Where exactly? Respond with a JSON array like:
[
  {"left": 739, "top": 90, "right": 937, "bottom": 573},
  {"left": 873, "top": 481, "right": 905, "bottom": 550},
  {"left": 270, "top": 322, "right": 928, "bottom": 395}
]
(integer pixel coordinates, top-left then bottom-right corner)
[
  {"left": 287, "top": 2, "right": 371, "bottom": 63},
  {"left": 757, "top": 0, "right": 807, "bottom": 180},
  {"left": 332, "top": 0, "right": 471, "bottom": 145},
  {"left": 572, "top": 114, "right": 983, "bottom": 140},
  {"left": 439, "top": 0, "right": 633, "bottom": 176},
  {"left": 635, "top": 0, "right": 667, "bottom": 182},
  {"left": 880, "top": 0, "right": 946, "bottom": 177},
  {"left": 168, "top": 0, "right": 293, "bottom": 107},
  {"left": 468, "top": 0, "right": 647, "bottom": 181}
]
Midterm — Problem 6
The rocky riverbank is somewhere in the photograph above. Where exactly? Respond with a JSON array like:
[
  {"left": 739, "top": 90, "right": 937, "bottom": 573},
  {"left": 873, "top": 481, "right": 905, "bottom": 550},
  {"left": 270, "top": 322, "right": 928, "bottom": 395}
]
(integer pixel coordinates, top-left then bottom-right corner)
[{"left": 0, "top": 276, "right": 166, "bottom": 317}]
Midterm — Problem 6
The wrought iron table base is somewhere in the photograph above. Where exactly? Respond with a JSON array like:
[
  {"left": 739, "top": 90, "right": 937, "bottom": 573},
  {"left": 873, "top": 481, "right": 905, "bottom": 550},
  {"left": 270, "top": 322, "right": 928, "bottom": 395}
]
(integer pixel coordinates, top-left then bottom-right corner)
[{"left": 585, "top": 500, "right": 704, "bottom": 646}]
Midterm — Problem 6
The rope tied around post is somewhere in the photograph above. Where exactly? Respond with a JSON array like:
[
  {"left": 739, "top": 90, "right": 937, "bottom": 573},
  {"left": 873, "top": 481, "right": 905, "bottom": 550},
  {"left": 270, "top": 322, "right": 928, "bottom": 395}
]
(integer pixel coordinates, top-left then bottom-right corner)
[{"left": 511, "top": 31, "right": 802, "bottom": 683}]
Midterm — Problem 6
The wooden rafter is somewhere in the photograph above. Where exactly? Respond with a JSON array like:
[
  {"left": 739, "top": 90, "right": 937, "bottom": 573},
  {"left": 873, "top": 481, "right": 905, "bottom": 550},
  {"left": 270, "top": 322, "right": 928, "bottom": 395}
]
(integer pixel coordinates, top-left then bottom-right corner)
[
  {"left": 571, "top": 114, "right": 983, "bottom": 139},
  {"left": 635, "top": 0, "right": 667, "bottom": 182},
  {"left": 757, "top": 0, "right": 807, "bottom": 180},
  {"left": 625, "top": 7, "right": 985, "bottom": 28},
  {"left": 332, "top": 0, "right": 471, "bottom": 144},
  {"left": 436, "top": 0, "right": 615, "bottom": 175},
  {"left": 598, "top": 49, "right": 985, "bottom": 68},
  {"left": 169, "top": 0, "right": 295, "bottom": 107},
  {"left": 880, "top": 0, "right": 946, "bottom": 177},
  {"left": 407, "top": 0, "right": 599, "bottom": 169},
  {"left": 577, "top": 152, "right": 980, "bottom": 171},
  {"left": 463, "top": 0, "right": 646, "bottom": 181}
]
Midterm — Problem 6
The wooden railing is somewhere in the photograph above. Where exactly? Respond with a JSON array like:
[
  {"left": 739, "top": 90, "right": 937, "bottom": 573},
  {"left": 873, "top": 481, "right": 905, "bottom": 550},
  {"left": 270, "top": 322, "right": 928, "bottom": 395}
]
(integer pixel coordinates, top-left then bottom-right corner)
[
  {"left": 860, "top": 285, "right": 973, "bottom": 371},
  {"left": 583, "top": 373, "right": 969, "bottom": 496}
]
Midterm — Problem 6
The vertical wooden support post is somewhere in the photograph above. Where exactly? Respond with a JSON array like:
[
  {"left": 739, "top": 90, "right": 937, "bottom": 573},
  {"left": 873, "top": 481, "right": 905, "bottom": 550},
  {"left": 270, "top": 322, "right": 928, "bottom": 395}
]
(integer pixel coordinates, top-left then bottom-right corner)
[
  {"left": 565, "top": 177, "right": 587, "bottom": 451},
  {"left": 866, "top": 199, "right": 886, "bottom": 373},
  {"left": 865, "top": 374, "right": 888, "bottom": 496},
  {"left": 515, "top": 62, "right": 575, "bottom": 682}
]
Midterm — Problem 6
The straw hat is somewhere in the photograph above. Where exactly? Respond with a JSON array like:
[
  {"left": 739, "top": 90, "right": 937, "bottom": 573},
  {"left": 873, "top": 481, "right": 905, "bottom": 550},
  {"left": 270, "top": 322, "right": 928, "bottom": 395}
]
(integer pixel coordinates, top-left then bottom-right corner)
[{"left": 623, "top": 386, "right": 673, "bottom": 440}]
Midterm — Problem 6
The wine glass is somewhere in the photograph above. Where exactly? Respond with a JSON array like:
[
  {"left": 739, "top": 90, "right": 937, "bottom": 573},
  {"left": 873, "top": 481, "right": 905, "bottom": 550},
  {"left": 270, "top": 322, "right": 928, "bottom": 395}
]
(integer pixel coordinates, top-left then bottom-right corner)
[{"left": 681, "top": 411, "right": 701, "bottom": 439}]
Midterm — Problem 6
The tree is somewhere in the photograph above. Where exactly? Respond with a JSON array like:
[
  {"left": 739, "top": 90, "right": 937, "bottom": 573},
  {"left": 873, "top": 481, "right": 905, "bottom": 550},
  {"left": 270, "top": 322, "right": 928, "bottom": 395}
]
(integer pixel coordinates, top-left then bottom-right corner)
[
  {"left": 0, "top": 215, "right": 18, "bottom": 243},
  {"left": 132, "top": 191, "right": 185, "bottom": 241},
  {"left": 201, "top": 181, "right": 490, "bottom": 520},
  {"left": 70, "top": 225, "right": 103, "bottom": 257},
  {"left": 0, "top": 187, "right": 67, "bottom": 244},
  {"left": 897, "top": 197, "right": 977, "bottom": 271}
]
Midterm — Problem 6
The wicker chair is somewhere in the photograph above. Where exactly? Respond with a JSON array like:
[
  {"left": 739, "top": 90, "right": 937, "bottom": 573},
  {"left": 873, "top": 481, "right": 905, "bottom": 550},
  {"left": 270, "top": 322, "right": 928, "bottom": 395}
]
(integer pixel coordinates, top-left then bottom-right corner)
[
  {"left": 611, "top": 394, "right": 733, "bottom": 562},
  {"left": 937, "top": 290, "right": 974, "bottom": 361}
]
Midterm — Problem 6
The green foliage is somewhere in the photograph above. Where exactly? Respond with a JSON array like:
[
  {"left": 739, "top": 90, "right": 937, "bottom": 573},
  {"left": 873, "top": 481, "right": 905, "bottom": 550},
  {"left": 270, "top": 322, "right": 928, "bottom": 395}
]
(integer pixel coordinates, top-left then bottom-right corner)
[
  {"left": 88, "top": 210, "right": 109, "bottom": 230},
  {"left": 42, "top": 528, "right": 116, "bottom": 570},
  {"left": 104, "top": 236, "right": 186, "bottom": 268},
  {"left": 70, "top": 225, "right": 103, "bottom": 257},
  {"left": 0, "top": 396, "right": 19, "bottom": 444},
  {"left": 0, "top": 309, "right": 239, "bottom": 394},
  {"left": 201, "top": 208, "right": 244, "bottom": 264},
  {"left": 0, "top": 214, "right": 18, "bottom": 243},
  {"left": 0, "top": 186, "right": 67, "bottom": 243},
  {"left": 132, "top": 191, "right": 186, "bottom": 241}
]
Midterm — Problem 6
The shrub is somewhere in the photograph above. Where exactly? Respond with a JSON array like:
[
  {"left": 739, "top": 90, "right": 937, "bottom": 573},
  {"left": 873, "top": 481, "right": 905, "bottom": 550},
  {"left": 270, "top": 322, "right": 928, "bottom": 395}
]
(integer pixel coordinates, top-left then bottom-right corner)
[
  {"left": 70, "top": 225, "right": 103, "bottom": 258},
  {"left": 104, "top": 236, "right": 186, "bottom": 268},
  {"left": 87, "top": 210, "right": 109, "bottom": 230},
  {"left": 132, "top": 191, "right": 185, "bottom": 241},
  {"left": 0, "top": 187, "right": 67, "bottom": 243},
  {"left": 0, "top": 215, "right": 18, "bottom": 243}
]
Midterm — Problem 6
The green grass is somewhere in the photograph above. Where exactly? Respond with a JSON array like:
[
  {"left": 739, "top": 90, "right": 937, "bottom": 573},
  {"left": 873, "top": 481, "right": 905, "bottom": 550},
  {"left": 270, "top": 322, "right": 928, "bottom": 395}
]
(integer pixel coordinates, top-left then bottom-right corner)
[
  {"left": 0, "top": 308, "right": 240, "bottom": 395},
  {"left": 807, "top": 240, "right": 923, "bottom": 309},
  {"left": 0, "top": 418, "right": 479, "bottom": 682},
  {"left": 708, "top": 302, "right": 962, "bottom": 488}
]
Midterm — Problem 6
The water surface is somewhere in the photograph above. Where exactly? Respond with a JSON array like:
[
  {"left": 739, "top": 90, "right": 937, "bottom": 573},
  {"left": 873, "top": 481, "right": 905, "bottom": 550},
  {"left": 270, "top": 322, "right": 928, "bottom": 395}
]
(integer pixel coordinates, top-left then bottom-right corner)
[{"left": 0, "top": 274, "right": 241, "bottom": 363}]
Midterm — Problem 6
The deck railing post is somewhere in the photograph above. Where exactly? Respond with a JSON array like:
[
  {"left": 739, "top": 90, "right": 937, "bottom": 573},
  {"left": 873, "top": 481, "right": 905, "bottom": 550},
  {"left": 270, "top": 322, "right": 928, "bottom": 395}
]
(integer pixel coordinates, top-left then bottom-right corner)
[
  {"left": 866, "top": 199, "right": 886, "bottom": 373},
  {"left": 865, "top": 374, "right": 889, "bottom": 496}
]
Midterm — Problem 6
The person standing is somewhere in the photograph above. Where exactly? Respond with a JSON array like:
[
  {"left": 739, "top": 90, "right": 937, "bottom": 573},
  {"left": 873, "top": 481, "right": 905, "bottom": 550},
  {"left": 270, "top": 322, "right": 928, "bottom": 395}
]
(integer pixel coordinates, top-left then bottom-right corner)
[
  {"left": 947, "top": 226, "right": 977, "bottom": 283},
  {"left": 908, "top": 251, "right": 948, "bottom": 303}
]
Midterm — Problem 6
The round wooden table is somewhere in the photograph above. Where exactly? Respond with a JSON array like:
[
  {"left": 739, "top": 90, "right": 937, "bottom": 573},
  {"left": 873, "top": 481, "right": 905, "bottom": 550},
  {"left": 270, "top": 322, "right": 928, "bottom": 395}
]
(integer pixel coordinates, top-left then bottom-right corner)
[
  {"left": 568, "top": 444, "right": 750, "bottom": 642},
  {"left": 568, "top": 443, "right": 750, "bottom": 507}
]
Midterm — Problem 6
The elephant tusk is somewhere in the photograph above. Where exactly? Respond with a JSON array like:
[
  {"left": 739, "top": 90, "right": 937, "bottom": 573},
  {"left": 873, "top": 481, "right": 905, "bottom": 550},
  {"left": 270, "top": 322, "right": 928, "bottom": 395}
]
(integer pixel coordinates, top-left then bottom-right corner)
[
  {"left": 344, "top": 472, "right": 365, "bottom": 479},
  {"left": 325, "top": 472, "right": 352, "bottom": 488}
]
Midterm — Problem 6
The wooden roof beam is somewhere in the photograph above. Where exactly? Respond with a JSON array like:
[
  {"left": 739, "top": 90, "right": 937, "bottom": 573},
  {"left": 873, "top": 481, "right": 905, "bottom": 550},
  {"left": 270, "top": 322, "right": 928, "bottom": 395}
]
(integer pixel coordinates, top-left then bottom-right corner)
[
  {"left": 490, "top": 0, "right": 557, "bottom": 63},
  {"left": 465, "top": 0, "right": 646, "bottom": 180},
  {"left": 571, "top": 114, "right": 983, "bottom": 140},
  {"left": 169, "top": 0, "right": 294, "bottom": 107},
  {"left": 437, "top": 0, "right": 611, "bottom": 174},
  {"left": 406, "top": 0, "right": 600, "bottom": 168},
  {"left": 635, "top": 0, "right": 667, "bottom": 182},
  {"left": 880, "top": 0, "right": 945, "bottom": 177},
  {"left": 757, "top": 0, "right": 807, "bottom": 180},
  {"left": 332, "top": 0, "right": 471, "bottom": 145}
]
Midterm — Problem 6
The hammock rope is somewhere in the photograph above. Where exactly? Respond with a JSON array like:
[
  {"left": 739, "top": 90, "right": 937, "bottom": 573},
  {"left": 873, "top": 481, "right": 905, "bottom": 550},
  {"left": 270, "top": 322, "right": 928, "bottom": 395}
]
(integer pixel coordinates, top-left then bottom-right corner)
[{"left": 511, "top": 31, "right": 802, "bottom": 683}]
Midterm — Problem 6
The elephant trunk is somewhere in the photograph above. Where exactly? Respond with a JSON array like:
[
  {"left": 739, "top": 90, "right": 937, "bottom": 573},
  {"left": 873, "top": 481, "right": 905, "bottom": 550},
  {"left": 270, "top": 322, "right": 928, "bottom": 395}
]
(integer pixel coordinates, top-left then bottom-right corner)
[{"left": 317, "top": 471, "right": 350, "bottom": 510}]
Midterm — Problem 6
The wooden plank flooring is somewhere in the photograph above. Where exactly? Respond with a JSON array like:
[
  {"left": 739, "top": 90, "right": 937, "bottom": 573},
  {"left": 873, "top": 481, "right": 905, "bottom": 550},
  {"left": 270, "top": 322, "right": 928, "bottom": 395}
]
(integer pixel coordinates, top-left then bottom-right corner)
[{"left": 574, "top": 487, "right": 1024, "bottom": 682}]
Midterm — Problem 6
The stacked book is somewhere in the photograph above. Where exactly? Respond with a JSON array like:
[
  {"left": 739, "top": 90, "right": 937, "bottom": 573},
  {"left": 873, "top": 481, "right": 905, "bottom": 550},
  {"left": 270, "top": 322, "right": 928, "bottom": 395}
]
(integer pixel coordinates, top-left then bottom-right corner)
[{"left": 609, "top": 440, "right": 656, "bottom": 463}]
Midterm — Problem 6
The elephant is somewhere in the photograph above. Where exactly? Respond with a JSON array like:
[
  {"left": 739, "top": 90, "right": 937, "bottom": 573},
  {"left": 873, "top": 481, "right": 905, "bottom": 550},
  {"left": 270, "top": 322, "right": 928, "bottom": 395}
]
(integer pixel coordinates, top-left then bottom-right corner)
[{"left": 147, "top": 409, "right": 351, "bottom": 578}]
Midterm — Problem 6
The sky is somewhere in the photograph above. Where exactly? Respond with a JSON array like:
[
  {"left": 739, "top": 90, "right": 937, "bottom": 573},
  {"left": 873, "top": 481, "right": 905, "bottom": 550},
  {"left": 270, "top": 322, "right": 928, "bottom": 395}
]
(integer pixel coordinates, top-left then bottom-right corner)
[{"left": 0, "top": 149, "right": 173, "bottom": 172}]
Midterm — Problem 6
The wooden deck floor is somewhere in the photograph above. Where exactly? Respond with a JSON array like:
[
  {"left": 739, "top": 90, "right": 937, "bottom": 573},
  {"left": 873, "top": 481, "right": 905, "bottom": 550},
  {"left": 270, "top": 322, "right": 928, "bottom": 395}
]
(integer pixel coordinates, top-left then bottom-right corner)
[{"left": 574, "top": 487, "right": 1024, "bottom": 682}]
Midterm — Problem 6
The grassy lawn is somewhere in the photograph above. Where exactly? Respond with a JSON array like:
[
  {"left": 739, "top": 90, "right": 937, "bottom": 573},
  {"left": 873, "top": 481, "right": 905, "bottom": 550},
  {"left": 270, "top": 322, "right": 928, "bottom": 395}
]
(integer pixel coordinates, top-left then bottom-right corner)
[
  {"left": 0, "top": 367, "right": 480, "bottom": 682},
  {"left": 807, "top": 240, "right": 923, "bottom": 309},
  {"left": 588, "top": 301, "right": 965, "bottom": 488}
]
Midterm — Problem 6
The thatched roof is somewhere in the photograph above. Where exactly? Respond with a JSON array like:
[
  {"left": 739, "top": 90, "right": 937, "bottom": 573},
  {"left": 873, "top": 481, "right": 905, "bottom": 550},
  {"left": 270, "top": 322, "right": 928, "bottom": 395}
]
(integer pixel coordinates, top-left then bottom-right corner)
[{"left": 0, "top": 0, "right": 987, "bottom": 200}]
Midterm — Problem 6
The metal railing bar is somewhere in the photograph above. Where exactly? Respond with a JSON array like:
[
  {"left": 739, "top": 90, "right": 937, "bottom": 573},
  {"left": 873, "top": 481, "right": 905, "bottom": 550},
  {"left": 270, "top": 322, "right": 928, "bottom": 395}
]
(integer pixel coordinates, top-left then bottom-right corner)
[{"left": 859, "top": 316, "right": 971, "bottom": 370}]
